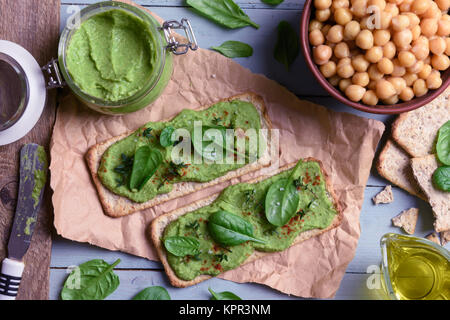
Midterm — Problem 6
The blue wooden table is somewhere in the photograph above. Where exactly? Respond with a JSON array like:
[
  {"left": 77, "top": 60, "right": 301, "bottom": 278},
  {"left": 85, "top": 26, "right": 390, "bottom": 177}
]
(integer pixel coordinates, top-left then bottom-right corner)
[{"left": 49, "top": 0, "right": 448, "bottom": 300}]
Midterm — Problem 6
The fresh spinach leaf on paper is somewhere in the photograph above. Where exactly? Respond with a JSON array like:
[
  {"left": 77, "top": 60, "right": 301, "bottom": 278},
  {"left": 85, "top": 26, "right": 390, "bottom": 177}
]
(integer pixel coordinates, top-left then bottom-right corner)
[
  {"left": 433, "top": 166, "right": 450, "bottom": 192},
  {"left": 265, "top": 161, "right": 301, "bottom": 226},
  {"left": 273, "top": 20, "right": 300, "bottom": 71},
  {"left": 186, "top": 0, "right": 259, "bottom": 29},
  {"left": 61, "top": 259, "right": 121, "bottom": 300},
  {"left": 211, "top": 40, "right": 253, "bottom": 58},
  {"left": 129, "top": 146, "right": 163, "bottom": 192},
  {"left": 132, "top": 286, "right": 171, "bottom": 300},
  {"left": 261, "top": 0, "right": 284, "bottom": 5},
  {"left": 436, "top": 120, "right": 450, "bottom": 166},
  {"left": 209, "top": 287, "right": 242, "bottom": 300},
  {"left": 164, "top": 236, "right": 200, "bottom": 257},
  {"left": 208, "top": 210, "right": 265, "bottom": 246}
]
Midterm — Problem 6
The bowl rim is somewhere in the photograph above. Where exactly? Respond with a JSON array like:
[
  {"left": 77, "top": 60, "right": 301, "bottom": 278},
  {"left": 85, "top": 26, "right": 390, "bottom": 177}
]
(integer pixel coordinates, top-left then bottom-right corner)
[{"left": 300, "top": 0, "right": 450, "bottom": 115}]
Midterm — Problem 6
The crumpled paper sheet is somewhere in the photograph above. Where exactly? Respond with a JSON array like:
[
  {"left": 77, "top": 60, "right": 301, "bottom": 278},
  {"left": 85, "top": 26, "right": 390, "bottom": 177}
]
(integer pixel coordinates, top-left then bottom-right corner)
[{"left": 50, "top": 3, "right": 385, "bottom": 299}]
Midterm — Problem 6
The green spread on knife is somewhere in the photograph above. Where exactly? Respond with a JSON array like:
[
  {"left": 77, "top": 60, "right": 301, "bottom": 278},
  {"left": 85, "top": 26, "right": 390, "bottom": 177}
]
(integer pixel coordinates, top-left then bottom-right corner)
[
  {"left": 65, "top": 9, "right": 158, "bottom": 102},
  {"left": 162, "top": 159, "right": 338, "bottom": 281},
  {"left": 98, "top": 100, "right": 263, "bottom": 203},
  {"left": 31, "top": 146, "right": 48, "bottom": 209},
  {"left": 24, "top": 217, "right": 36, "bottom": 236}
]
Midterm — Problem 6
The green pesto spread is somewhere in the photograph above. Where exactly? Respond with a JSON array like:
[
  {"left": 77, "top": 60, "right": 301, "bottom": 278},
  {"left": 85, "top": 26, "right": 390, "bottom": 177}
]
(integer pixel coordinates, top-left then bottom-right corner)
[
  {"left": 66, "top": 9, "right": 158, "bottom": 102},
  {"left": 98, "top": 100, "right": 263, "bottom": 203},
  {"left": 31, "top": 146, "right": 48, "bottom": 209},
  {"left": 162, "top": 160, "right": 338, "bottom": 281}
]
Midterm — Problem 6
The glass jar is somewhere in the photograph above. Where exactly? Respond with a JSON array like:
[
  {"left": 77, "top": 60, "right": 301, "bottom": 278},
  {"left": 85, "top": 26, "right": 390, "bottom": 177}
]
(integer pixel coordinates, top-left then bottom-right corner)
[{"left": 58, "top": 1, "right": 196, "bottom": 115}]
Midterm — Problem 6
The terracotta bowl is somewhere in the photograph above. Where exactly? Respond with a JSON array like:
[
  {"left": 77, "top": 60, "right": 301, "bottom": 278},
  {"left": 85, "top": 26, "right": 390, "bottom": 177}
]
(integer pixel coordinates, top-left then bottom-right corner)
[{"left": 300, "top": 0, "right": 450, "bottom": 115}]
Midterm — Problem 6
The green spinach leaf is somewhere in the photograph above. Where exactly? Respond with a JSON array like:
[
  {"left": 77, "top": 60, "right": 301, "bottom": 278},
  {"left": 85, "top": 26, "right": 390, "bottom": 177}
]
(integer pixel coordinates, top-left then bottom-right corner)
[
  {"left": 61, "top": 259, "right": 121, "bottom": 300},
  {"left": 129, "top": 146, "right": 163, "bottom": 192},
  {"left": 208, "top": 210, "right": 265, "bottom": 246},
  {"left": 265, "top": 161, "right": 301, "bottom": 226},
  {"left": 436, "top": 120, "right": 450, "bottom": 166},
  {"left": 211, "top": 41, "right": 253, "bottom": 58},
  {"left": 186, "top": 0, "right": 259, "bottom": 29},
  {"left": 261, "top": 0, "right": 284, "bottom": 5},
  {"left": 132, "top": 286, "right": 171, "bottom": 300},
  {"left": 164, "top": 236, "right": 200, "bottom": 257},
  {"left": 160, "top": 126, "right": 176, "bottom": 147},
  {"left": 273, "top": 20, "right": 300, "bottom": 71},
  {"left": 433, "top": 166, "right": 450, "bottom": 192},
  {"left": 208, "top": 287, "right": 242, "bottom": 300}
]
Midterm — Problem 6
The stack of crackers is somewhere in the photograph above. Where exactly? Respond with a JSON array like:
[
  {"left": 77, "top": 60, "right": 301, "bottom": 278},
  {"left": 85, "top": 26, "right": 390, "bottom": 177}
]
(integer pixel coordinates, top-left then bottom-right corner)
[{"left": 376, "top": 87, "right": 450, "bottom": 246}]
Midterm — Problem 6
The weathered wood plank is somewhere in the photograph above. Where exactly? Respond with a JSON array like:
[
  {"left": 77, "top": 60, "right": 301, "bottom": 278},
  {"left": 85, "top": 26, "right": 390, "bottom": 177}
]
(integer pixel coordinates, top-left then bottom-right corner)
[{"left": 0, "top": 0, "right": 60, "bottom": 300}]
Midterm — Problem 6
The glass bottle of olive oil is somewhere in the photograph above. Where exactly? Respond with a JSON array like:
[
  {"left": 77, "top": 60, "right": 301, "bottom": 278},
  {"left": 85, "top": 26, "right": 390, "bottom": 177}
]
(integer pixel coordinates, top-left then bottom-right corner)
[{"left": 380, "top": 233, "right": 449, "bottom": 300}]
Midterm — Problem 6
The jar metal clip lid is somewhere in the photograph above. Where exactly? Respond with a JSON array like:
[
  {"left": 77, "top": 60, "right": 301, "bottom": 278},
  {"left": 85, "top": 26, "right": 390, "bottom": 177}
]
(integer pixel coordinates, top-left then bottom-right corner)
[{"left": 160, "top": 18, "right": 198, "bottom": 55}]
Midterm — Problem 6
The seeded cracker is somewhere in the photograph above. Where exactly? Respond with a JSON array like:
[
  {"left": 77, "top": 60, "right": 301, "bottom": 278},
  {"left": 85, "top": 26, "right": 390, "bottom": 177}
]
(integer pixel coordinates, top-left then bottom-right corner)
[
  {"left": 392, "top": 208, "right": 419, "bottom": 235},
  {"left": 372, "top": 185, "right": 394, "bottom": 205}
]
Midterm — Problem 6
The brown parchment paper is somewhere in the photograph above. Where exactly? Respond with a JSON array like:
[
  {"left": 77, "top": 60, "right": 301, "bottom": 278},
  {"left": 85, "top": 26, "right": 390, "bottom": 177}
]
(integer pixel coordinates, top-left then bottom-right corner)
[{"left": 50, "top": 3, "right": 385, "bottom": 299}]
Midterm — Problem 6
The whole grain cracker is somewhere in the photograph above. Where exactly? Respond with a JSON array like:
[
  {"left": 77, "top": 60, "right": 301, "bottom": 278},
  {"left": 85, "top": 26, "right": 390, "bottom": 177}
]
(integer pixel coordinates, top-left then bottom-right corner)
[
  {"left": 392, "top": 208, "right": 419, "bottom": 234},
  {"left": 372, "top": 185, "right": 394, "bottom": 205},
  {"left": 425, "top": 232, "right": 441, "bottom": 246}
]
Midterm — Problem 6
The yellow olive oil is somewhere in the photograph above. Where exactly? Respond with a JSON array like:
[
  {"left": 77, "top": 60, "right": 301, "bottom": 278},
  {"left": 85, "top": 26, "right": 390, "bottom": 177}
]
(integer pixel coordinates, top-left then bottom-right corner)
[{"left": 380, "top": 233, "right": 450, "bottom": 300}]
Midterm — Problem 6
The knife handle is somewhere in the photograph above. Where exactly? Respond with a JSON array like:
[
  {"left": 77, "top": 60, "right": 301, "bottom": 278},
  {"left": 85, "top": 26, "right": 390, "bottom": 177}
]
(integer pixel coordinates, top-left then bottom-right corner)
[{"left": 0, "top": 258, "right": 25, "bottom": 300}]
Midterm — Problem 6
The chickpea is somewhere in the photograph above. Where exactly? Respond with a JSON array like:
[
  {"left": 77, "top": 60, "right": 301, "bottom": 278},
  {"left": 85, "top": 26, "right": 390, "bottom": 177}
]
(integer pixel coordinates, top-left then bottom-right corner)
[
  {"left": 337, "top": 57, "right": 356, "bottom": 78},
  {"left": 322, "top": 24, "right": 332, "bottom": 36},
  {"left": 356, "top": 30, "right": 374, "bottom": 49},
  {"left": 352, "top": 72, "right": 370, "bottom": 86},
  {"left": 413, "top": 79, "right": 428, "bottom": 97},
  {"left": 399, "top": 87, "right": 415, "bottom": 101},
  {"left": 426, "top": 69, "right": 442, "bottom": 89},
  {"left": 332, "top": 0, "right": 350, "bottom": 10},
  {"left": 334, "top": 42, "right": 350, "bottom": 58},
  {"left": 376, "top": 79, "right": 397, "bottom": 99},
  {"left": 437, "top": 18, "right": 450, "bottom": 37},
  {"left": 339, "top": 78, "right": 353, "bottom": 92},
  {"left": 403, "top": 72, "right": 418, "bottom": 86},
  {"left": 445, "top": 38, "right": 450, "bottom": 56},
  {"left": 399, "top": 0, "right": 412, "bottom": 12},
  {"left": 398, "top": 51, "right": 416, "bottom": 67},
  {"left": 383, "top": 41, "right": 397, "bottom": 59},
  {"left": 423, "top": 2, "right": 441, "bottom": 20},
  {"left": 411, "top": 37, "right": 430, "bottom": 60},
  {"left": 352, "top": 54, "right": 370, "bottom": 71},
  {"left": 404, "top": 13, "right": 420, "bottom": 28},
  {"left": 313, "top": 45, "right": 333, "bottom": 65},
  {"left": 316, "top": 9, "right": 331, "bottom": 22},
  {"left": 365, "top": 46, "right": 384, "bottom": 63},
  {"left": 382, "top": 94, "right": 399, "bottom": 105},
  {"left": 327, "top": 25, "right": 344, "bottom": 43},
  {"left": 309, "top": 19, "right": 324, "bottom": 32},
  {"left": 393, "top": 29, "right": 413, "bottom": 48},
  {"left": 362, "top": 90, "right": 379, "bottom": 105},
  {"left": 345, "top": 84, "right": 366, "bottom": 101},
  {"left": 429, "top": 37, "right": 447, "bottom": 55},
  {"left": 335, "top": 8, "right": 353, "bottom": 25},
  {"left": 314, "top": 0, "right": 332, "bottom": 10},
  {"left": 310, "top": 30, "right": 325, "bottom": 46},
  {"left": 411, "top": 0, "right": 431, "bottom": 15},
  {"left": 435, "top": 0, "right": 450, "bottom": 11},
  {"left": 387, "top": 77, "right": 407, "bottom": 94},
  {"left": 431, "top": 54, "right": 450, "bottom": 70},
  {"left": 368, "top": 64, "right": 385, "bottom": 80},
  {"left": 320, "top": 61, "right": 337, "bottom": 77},
  {"left": 385, "top": 3, "right": 399, "bottom": 17},
  {"left": 418, "top": 64, "right": 432, "bottom": 79},
  {"left": 411, "top": 25, "right": 421, "bottom": 41},
  {"left": 351, "top": 0, "right": 368, "bottom": 18},
  {"left": 392, "top": 59, "right": 407, "bottom": 76},
  {"left": 392, "top": 15, "right": 410, "bottom": 31},
  {"left": 379, "top": 11, "right": 394, "bottom": 29},
  {"left": 328, "top": 75, "right": 342, "bottom": 86},
  {"left": 378, "top": 57, "right": 395, "bottom": 74},
  {"left": 368, "top": 0, "right": 386, "bottom": 10},
  {"left": 373, "top": 30, "right": 391, "bottom": 46},
  {"left": 420, "top": 19, "right": 438, "bottom": 37},
  {"left": 344, "top": 20, "right": 361, "bottom": 40}
]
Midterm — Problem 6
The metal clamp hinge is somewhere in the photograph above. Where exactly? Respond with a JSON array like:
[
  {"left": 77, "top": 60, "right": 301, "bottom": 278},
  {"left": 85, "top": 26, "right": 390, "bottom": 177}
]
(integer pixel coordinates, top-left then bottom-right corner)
[
  {"left": 160, "top": 18, "right": 199, "bottom": 55},
  {"left": 42, "top": 59, "right": 65, "bottom": 89}
]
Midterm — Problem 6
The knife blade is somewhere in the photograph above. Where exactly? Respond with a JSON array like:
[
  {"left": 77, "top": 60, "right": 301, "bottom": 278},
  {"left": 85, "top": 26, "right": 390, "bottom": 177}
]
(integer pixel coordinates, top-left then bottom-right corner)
[{"left": 0, "top": 144, "right": 48, "bottom": 300}]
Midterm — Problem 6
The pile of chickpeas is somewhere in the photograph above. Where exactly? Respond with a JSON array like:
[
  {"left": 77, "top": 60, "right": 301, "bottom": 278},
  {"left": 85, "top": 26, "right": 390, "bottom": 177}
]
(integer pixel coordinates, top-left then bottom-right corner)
[{"left": 309, "top": 0, "right": 450, "bottom": 105}]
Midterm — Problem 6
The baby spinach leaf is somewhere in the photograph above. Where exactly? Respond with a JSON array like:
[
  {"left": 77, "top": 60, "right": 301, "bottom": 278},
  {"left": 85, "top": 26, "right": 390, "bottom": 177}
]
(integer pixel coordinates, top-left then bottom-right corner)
[
  {"left": 265, "top": 161, "right": 301, "bottom": 226},
  {"left": 211, "top": 41, "right": 253, "bottom": 58},
  {"left": 273, "top": 20, "right": 299, "bottom": 71},
  {"left": 61, "top": 259, "right": 121, "bottom": 300},
  {"left": 208, "top": 210, "right": 265, "bottom": 246},
  {"left": 160, "top": 126, "right": 176, "bottom": 147},
  {"left": 132, "top": 286, "right": 171, "bottom": 300},
  {"left": 129, "top": 146, "right": 163, "bottom": 192},
  {"left": 436, "top": 120, "right": 450, "bottom": 166},
  {"left": 261, "top": 0, "right": 284, "bottom": 5},
  {"left": 187, "top": 0, "right": 259, "bottom": 29},
  {"left": 432, "top": 166, "right": 450, "bottom": 192},
  {"left": 208, "top": 287, "right": 242, "bottom": 300},
  {"left": 164, "top": 236, "right": 200, "bottom": 257}
]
